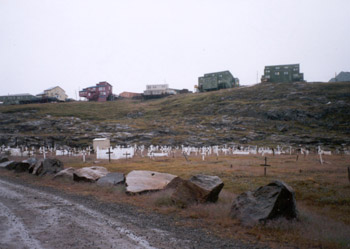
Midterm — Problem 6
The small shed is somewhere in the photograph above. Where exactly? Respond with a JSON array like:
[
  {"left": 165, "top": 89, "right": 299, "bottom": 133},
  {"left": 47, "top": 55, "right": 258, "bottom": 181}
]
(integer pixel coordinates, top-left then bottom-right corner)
[{"left": 93, "top": 138, "right": 110, "bottom": 152}]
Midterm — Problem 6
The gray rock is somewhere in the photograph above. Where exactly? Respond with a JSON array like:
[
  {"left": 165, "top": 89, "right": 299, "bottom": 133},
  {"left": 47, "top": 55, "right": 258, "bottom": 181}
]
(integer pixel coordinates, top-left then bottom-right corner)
[
  {"left": 0, "top": 160, "right": 30, "bottom": 172},
  {"left": 96, "top": 172, "right": 125, "bottom": 187},
  {"left": 189, "top": 174, "right": 224, "bottom": 202},
  {"left": 73, "top": 166, "right": 109, "bottom": 182},
  {"left": 0, "top": 156, "right": 9, "bottom": 163},
  {"left": 53, "top": 167, "right": 76, "bottom": 180},
  {"left": 170, "top": 174, "right": 224, "bottom": 207},
  {"left": 230, "top": 180, "right": 298, "bottom": 225},
  {"left": 32, "top": 158, "right": 63, "bottom": 176},
  {"left": 0, "top": 161, "right": 16, "bottom": 169}
]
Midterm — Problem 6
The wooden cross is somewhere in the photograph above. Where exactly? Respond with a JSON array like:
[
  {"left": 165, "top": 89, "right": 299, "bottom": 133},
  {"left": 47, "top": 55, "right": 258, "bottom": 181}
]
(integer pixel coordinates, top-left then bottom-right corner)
[
  {"left": 106, "top": 148, "right": 113, "bottom": 162},
  {"left": 260, "top": 157, "right": 271, "bottom": 177},
  {"left": 123, "top": 151, "right": 131, "bottom": 160}
]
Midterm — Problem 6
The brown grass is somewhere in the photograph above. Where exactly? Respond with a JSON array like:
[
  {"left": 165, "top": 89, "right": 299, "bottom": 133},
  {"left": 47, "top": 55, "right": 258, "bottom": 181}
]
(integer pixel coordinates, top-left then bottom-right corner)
[{"left": 3, "top": 153, "right": 350, "bottom": 248}]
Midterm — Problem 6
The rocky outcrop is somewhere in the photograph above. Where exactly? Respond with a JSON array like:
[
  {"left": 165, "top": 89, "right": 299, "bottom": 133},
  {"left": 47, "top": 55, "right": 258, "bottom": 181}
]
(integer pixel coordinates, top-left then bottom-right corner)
[
  {"left": 96, "top": 172, "right": 125, "bottom": 187},
  {"left": 230, "top": 180, "right": 298, "bottom": 225},
  {"left": 170, "top": 174, "right": 224, "bottom": 207},
  {"left": 73, "top": 166, "right": 109, "bottom": 182},
  {"left": 125, "top": 170, "right": 177, "bottom": 194}
]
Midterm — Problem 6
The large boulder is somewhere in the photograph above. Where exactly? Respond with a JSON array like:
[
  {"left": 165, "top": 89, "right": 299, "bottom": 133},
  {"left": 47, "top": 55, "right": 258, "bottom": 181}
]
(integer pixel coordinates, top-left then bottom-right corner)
[
  {"left": 32, "top": 158, "right": 63, "bottom": 176},
  {"left": 0, "top": 161, "right": 16, "bottom": 169},
  {"left": 23, "top": 158, "right": 38, "bottom": 173},
  {"left": 189, "top": 174, "right": 224, "bottom": 202},
  {"left": 97, "top": 172, "right": 125, "bottom": 187},
  {"left": 170, "top": 174, "right": 224, "bottom": 207},
  {"left": 0, "top": 156, "right": 9, "bottom": 163},
  {"left": 73, "top": 166, "right": 109, "bottom": 182},
  {"left": 53, "top": 167, "right": 76, "bottom": 181},
  {"left": 125, "top": 170, "right": 177, "bottom": 194},
  {"left": 0, "top": 160, "right": 30, "bottom": 172},
  {"left": 230, "top": 180, "right": 298, "bottom": 225}
]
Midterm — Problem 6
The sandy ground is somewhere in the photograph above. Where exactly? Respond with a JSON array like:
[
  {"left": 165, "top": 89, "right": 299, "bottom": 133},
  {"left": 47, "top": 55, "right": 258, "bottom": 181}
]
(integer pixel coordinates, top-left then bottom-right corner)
[{"left": 0, "top": 175, "right": 264, "bottom": 249}]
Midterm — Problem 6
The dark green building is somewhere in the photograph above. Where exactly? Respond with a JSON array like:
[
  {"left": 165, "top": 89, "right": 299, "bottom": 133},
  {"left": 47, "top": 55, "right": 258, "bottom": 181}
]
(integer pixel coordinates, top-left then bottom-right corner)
[
  {"left": 0, "top": 94, "right": 38, "bottom": 105},
  {"left": 198, "top": 70, "right": 239, "bottom": 92},
  {"left": 261, "top": 64, "right": 304, "bottom": 83}
]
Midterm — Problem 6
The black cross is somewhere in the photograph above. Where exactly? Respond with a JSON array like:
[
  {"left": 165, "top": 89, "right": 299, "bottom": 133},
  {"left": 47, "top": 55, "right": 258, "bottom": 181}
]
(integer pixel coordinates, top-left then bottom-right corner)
[
  {"left": 260, "top": 157, "right": 271, "bottom": 177},
  {"left": 123, "top": 152, "right": 131, "bottom": 160},
  {"left": 106, "top": 148, "right": 113, "bottom": 162}
]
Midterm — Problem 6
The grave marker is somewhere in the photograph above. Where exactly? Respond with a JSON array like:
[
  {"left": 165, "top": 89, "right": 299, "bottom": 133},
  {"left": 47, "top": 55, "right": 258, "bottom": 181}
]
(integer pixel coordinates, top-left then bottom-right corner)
[
  {"left": 260, "top": 157, "right": 271, "bottom": 177},
  {"left": 106, "top": 148, "right": 113, "bottom": 163}
]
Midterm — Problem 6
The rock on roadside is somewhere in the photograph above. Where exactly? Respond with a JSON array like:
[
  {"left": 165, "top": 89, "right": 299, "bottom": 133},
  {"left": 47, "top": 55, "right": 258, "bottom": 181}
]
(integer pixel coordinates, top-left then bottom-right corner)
[
  {"left": 73, "top": 166, "right": 109, "bottom": 182},
  {"left": 97, "top": 172, "right": 125, "bottom": 187},
  {"left": 170, "top": 174, "right": 224, "bottom": 207},
  {"left": 126, "top": 170, "right": 177, "bottom": 194},
  {"left": 53, "top": 167, "right": 76, "bottom": 181},
  {"left": 230, "top": 180, "right": 298, "bottom": 225}
]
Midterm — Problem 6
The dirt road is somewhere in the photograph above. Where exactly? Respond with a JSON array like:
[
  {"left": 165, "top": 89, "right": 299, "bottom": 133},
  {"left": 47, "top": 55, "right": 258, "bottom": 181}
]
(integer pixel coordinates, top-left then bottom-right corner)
[{"left": 0, "top": 175, "right": 263, "bottom": 249}]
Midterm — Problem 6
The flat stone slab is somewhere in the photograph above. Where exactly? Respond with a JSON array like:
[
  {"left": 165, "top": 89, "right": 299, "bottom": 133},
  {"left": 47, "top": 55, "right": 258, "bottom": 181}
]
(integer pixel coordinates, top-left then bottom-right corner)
[
  {"left": 126, "top": 170, "right": 177, "bottom": 194},
  {"left": 97, "top": 172, "right": 125, "bottom": 187},
  {"left": 73, "top": 166, "right": 109, "bottom": 182}
]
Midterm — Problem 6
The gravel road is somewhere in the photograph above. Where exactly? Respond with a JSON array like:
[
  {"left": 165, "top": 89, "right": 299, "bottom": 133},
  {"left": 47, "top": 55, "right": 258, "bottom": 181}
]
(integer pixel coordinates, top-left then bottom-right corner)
[{"left": 0, "top": 175, "right": 265, "bottom": 249}]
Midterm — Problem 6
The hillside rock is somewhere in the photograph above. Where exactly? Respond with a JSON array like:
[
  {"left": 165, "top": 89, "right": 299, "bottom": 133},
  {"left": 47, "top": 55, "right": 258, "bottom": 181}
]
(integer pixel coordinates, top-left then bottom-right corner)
[
  {"left": 73, "top": 166, "right": 109, "bottom": 182},
  {"left": 126, "top": 170, "right": 176, "bottom": 194},
  {"left": 96, "top": 172, "right": 125, "bottom": 187},
  {"left": 230, "top": 180, "right": 298, "bottom": 225},
  {"left": 0, "top": 161, "right": 16, "bottom": 169}
]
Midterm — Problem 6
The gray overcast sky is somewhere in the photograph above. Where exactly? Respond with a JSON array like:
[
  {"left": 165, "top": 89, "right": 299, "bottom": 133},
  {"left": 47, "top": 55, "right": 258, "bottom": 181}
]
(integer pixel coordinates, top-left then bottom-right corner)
[{"left": 1, "top": 0, "right": 349, "bottom": 99}]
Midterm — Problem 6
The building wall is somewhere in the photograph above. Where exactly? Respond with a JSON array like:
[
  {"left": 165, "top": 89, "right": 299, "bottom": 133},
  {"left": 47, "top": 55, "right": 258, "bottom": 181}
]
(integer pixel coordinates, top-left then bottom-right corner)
[
  {"left": 0, "top": 94, "right": 37, "bottom": 105},
  {"left": 198, "top": 71, "right": 238, "bottom": 92},
  {"left": 44, "top": 87, "right": 68, "bottom": 101},
  {"left": 93, "top": 138, "right": 110, "bottom": 152},
  {"left": 143, "top": 84, "right": 176, "bottom": 96},
  {"left": 262, "top": 64, "right": 304, "bottom": 83}
]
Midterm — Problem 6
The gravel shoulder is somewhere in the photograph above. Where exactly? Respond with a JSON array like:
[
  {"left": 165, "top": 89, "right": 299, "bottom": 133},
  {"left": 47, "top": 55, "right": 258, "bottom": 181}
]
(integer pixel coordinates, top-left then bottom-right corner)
[{"left": 0, "top": 174, "right": 265, "bottom": 249}]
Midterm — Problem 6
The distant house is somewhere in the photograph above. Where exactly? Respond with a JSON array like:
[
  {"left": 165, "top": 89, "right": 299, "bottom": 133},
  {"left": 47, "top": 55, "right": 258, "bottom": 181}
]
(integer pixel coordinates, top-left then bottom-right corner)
[
  {"left": 198, "top": 71, "right": 239, "bottom": 92},
  {"left": 143, "top": 84, "right": 177, "bottom": 99},
  {"left": 0, "top": 94, "right": 38, "bottom": 105},
  {"left": 329, "top": 72, "right": 350, "bottom": 82},
  {"left": 37, "top": 86, "right": 68, "bottom": 101},
  {"left": 261, "top": 64, "right": 304, "bottom": 83},
  {"left": 119, "top": 92, "right": 142, "bottom": 99},
  {"left": 79, "top": 81, "right": 113, "bottom": 102}
]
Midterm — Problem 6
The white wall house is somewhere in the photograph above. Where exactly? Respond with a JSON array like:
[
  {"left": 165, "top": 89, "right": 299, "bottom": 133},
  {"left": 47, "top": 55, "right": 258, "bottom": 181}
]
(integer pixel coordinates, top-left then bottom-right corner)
[{"left": 143, "top": 84, "right": 176, "bottom": 96}]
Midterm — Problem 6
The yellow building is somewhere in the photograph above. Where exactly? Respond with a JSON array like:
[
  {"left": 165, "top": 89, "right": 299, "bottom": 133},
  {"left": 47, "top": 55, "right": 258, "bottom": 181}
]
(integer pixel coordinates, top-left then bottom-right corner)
[{"left": 37, "top": 86, "right": 68, "bottom": 101}]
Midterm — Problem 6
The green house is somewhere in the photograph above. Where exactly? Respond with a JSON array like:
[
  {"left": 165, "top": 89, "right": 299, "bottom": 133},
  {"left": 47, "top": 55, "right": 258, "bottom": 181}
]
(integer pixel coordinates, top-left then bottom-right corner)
[
  {"left": 198, "top": 70, "right": 239, "bottom": 92},
  {"left": 261, "top": 64, "right": 304, "bottom": 83}
]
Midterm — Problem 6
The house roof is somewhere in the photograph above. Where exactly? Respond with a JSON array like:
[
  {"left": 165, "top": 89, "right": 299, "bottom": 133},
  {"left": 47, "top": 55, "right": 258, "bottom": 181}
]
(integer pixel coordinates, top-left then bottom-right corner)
[{"left": 0, "top": 93, "right": 33, "bottom": 97}]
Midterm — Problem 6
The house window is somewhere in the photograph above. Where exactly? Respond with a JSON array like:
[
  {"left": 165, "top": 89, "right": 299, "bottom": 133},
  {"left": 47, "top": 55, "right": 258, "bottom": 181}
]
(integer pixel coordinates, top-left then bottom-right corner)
[
  {"left": 284, "top": 72, "right": 289, "bottom": 75},
  {"left": 265, "top": 70, "right": 270, "bottom": 73},
  {"left": 99, "top": 87, "right": 105, "bottom": 91},
  {"left": 275, "top": 67, "right": 280, "bottom": 70},
  {"left": 275, "top": 72, "right": 280, "bottom": 75},
  {"left": 284, "top": 66, "right": 289, "bottom": 69}
]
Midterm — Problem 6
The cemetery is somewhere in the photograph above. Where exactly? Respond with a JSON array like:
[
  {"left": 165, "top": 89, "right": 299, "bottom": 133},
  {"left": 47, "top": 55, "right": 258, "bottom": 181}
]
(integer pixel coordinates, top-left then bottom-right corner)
[{"left": 1, "top": 140, "right": 350, "bottom": 248}]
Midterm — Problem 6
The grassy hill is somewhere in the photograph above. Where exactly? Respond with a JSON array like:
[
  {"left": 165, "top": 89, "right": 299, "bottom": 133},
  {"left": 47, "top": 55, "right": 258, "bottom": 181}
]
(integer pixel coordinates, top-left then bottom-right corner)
[{"left": 1, "top": 81, "right": 350, "bottom": 148}]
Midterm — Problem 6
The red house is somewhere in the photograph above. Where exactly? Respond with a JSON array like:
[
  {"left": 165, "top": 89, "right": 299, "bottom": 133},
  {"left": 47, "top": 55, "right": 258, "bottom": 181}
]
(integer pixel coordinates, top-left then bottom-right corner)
[{"left": 79, "top": 81, "right": 113, "bottom": 102}]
